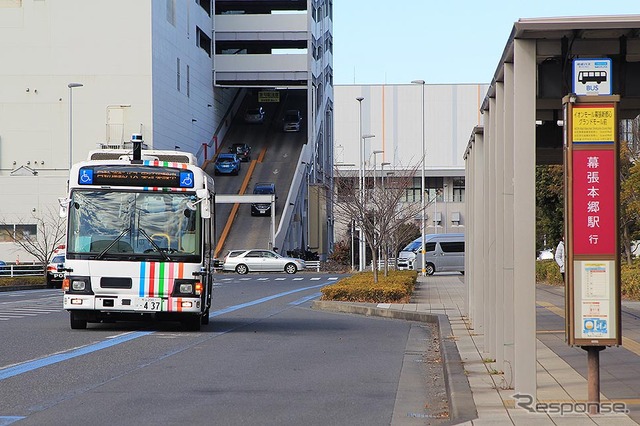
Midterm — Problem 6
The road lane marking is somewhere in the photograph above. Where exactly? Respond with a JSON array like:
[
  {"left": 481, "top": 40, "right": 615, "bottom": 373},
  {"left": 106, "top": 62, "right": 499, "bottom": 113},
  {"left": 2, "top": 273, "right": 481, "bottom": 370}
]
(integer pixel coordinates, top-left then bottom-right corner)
[
  {"left": 208, "top": 283, "right": 326, "bottom": 317},
  {"left": 289, "top": 292, "right": 322, "bottom": 306},
  {"left": 0, "top": 331, "right": 152, "bottom": 381},
  {"left": 0, "top": 282, "right": 332, "bottom": 381}
]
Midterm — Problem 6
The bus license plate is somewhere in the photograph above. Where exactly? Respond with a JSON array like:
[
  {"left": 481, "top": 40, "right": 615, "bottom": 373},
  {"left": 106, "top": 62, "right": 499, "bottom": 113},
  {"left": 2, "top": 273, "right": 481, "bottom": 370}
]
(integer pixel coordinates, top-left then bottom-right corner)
[{"left": 135, "top": 297, "right": 162, "bottom": 311}]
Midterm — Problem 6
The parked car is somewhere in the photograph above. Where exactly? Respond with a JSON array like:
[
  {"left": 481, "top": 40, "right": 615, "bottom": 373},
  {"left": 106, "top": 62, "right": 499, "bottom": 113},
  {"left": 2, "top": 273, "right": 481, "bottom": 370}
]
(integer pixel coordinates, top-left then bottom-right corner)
[
  {"left": 46, "top": 253, "right": 66, "bottom": 288},
  {"left": 397, "top": 233, "right": 465, "bottom": 275},
  {"left": 251, "top": 182, "right": 277, "bottom": 216},
  {"left": 223, "top": 249, "right": 305, "bottom": 274},
  {"left": 0, "top": 260, "right": 7, "bottom": 276},
  {"left": 228, "top": 143, "right": 251, "bottom": 162},
  {"left": 282, "top": 109, "right": 302, "bottom": 132},
  {"left": 243, "top": 107, "right": 265, "bottom": 124},
  {"left": 214, "top": 153, "right": 241, "bottom": 175}
]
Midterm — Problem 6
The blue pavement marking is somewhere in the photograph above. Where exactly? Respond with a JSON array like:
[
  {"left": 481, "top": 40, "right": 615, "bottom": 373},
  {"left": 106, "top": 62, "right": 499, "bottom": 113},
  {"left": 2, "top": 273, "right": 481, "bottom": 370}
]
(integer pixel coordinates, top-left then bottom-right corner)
[
  {"left": 208, "top": 283, "right": 326, "bottom": 317},
  {"left": 0, "top": 281, "right": 332, "bottom": 381},
  {"left": 0, "top": 331, "right": 152, "bottom": 381},
  {"left": 0, "top": 416, "right": 25, "bottom": 425},
  {"left": 289, "top": 292, "right": 322, "bottom": 306}
]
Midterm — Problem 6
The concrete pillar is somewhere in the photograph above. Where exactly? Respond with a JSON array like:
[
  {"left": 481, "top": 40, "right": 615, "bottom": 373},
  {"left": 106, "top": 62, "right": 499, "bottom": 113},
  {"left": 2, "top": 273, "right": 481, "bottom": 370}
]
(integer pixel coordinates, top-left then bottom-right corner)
[
  {"left": 464, "top": 145, "right": 473, "bottom": 318},
  {"left": 485, "top": 100, "right": 496, "bottom": 358},
  {"left": 473, "top": 131, "right": 485, "bottom": 334},
  {"left": 512, "top": 38, "right": 537, "bottom": 398},
  {"left": 503, "top": 62, "right": 516, "bottom": 387},
  {"left": 494, "top": 82, "right": 505, "bottom": 370}
]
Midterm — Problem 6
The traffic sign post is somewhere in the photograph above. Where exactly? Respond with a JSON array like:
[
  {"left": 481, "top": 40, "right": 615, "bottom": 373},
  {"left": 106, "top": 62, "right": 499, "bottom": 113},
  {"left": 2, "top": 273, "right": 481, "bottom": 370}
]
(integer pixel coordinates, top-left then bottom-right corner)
[{"left": 563, "top": 91, "right": 621, "bottom": 414}]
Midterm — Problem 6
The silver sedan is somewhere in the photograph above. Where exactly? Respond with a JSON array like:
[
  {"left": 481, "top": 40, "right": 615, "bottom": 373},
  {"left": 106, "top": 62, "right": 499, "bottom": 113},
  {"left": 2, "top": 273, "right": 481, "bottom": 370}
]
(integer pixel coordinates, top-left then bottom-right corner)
[{"left": 222, "top": 249, "right": 306, "bottom": 274}]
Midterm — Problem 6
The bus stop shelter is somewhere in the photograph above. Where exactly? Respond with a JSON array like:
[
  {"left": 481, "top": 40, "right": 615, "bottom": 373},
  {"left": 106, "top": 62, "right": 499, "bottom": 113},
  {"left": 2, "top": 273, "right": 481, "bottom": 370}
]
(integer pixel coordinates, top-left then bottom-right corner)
[{"left": 463, "top": 15, "right": 640, "bottom": 399}]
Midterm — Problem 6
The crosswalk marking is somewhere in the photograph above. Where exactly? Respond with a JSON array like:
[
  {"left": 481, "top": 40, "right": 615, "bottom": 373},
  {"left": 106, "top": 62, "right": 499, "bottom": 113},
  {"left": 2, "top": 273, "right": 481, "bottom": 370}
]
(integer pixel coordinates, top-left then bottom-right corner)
[{"left": 0, "top": 295, "right": 62, "bottom": 321}]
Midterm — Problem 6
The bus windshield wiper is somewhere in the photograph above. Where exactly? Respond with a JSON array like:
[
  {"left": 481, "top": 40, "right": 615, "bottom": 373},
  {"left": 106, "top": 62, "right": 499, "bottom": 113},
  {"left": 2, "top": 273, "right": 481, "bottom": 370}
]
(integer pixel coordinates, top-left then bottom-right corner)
[
  {"left": 96, "top": 228, "right": 130, "bottom": 260},
  {"left": 138, "top": 229, "right": 171, "bottom": 261}
]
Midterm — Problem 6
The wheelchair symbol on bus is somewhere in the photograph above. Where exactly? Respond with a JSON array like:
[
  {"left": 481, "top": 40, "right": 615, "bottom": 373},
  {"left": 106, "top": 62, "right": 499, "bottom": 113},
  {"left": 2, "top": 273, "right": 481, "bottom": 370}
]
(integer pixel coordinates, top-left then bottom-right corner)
[
  {"left": 79, "top": 169, "right": 93, "bottom": 185},
  {"left": 180, "top": 171, "right": 194, "bottom": 188}
]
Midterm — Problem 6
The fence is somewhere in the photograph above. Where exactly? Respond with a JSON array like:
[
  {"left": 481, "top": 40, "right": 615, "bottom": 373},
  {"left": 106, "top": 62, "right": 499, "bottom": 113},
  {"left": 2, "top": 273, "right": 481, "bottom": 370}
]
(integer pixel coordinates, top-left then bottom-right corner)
[
  {"left": 0, "top": 263, "right": 44, "bottom": 277},
  {"left": 305, "top": 261, "right": 321, "bottom": 272}
]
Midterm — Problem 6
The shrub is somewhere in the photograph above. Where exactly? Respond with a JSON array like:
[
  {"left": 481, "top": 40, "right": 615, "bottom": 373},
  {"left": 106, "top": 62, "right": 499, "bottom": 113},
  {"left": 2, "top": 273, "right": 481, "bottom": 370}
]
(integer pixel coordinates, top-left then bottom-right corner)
[
  {"left": 0, "top": 276, "right": 45, "bottom": 287},
  {"left": 622, "top": 260, "right": 640, "bottom": 300},
  {"left": 536, "top": 260, "right": 563, "bottom": 285},
  {"left": 320, "top": 270, "right": 417, "bottom": 303}
]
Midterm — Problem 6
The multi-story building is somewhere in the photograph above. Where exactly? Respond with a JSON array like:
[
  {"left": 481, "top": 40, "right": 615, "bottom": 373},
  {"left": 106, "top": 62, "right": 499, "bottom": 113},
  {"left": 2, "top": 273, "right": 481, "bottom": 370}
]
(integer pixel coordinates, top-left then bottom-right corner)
[
  {"left": 0, "top": 0, "right": 333, "bottom": 262},
  {"left": 333, "top": 83, "right": 488, "bottom": 248}
]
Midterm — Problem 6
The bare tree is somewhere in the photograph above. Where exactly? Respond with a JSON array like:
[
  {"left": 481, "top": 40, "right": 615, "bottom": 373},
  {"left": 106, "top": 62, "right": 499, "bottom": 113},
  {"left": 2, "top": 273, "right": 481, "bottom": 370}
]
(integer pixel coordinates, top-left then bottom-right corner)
[
  {"left": 333, "top": 165, "right": 428, "bottom": 282},
  {"left": 0, "top": 207, "right": 66, "bottom": 272}
]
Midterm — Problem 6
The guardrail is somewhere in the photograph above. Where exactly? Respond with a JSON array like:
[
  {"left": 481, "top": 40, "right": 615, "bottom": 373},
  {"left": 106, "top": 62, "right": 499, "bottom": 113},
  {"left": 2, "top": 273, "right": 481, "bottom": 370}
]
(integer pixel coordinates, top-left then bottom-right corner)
[
  {"left": 374, "top": 259, "right": 397, "bottom": 270},
  {"left": 305, "top": 261, "right": 321, "bottom": 272},
  {"left": 0, "top": 263, "right": 44, "bottom": 277}
]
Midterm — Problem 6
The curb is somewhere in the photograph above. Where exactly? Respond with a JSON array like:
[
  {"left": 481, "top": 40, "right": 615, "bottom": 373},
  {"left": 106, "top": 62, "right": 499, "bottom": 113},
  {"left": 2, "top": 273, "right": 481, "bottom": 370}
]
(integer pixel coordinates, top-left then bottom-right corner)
[{"left": 310, "top": 300, "right": 477, "bottom": 424}]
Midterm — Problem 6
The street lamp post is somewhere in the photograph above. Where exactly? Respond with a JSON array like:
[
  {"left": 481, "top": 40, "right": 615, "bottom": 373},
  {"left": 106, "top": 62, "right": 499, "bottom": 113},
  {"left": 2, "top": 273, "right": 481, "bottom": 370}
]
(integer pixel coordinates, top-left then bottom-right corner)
[
  {"left": 381, "top": 162, "right": 390, "bottom": 189},
  {"left": 372, "top": 150, "right": 383, "bottom": 188},
  {"left": 356, "top": 97, "right": 364, "bottom": 270},
  {"left": 411, "top": 79, "right": 426, "bottom": 276},
  {"left": 68, "top": 82, "right": 84, "bottom": 170},
  {"left": 360, "top": 134, "right": 375, "bottom": 271}
]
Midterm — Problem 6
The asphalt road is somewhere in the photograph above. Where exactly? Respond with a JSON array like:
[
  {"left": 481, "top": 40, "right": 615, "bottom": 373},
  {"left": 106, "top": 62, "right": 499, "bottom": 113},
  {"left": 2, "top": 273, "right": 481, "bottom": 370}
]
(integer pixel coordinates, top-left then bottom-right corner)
[{"left": 0, "top": 273, "right": 447, "bottom": 426}]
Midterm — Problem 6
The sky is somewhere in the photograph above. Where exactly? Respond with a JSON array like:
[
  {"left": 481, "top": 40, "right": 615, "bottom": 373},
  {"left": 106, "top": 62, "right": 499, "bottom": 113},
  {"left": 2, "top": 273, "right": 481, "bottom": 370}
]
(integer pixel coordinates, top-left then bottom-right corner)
[{"left": 333, "top": 1, "right": 640, "bottom": 85}]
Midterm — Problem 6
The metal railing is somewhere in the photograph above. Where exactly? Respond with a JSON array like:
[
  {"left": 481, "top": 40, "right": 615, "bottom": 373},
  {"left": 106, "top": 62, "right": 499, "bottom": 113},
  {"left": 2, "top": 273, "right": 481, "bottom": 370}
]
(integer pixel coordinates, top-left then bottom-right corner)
[
  {"left": 305, "top": 261, "right": 321, "bottom": 272},
  {"left": 0, "top": 263, "right": 44, "bottom": 277}
]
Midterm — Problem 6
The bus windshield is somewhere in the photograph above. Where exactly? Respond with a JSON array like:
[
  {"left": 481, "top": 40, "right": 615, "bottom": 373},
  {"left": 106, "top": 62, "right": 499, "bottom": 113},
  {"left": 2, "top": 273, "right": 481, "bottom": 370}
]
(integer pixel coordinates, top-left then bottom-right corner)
[{"left": 67, "top": 190, "right": 201, "bottom": 261}]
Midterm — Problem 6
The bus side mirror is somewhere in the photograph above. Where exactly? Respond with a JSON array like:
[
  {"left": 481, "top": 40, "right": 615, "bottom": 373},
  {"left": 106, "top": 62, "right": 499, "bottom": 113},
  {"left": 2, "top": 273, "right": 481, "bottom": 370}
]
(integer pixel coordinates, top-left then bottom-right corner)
[
  {"left": 196, "top": 189, "right": 211, "bottom": 219},
  {"left": 58, "top": 197, "right": 68, "bottom": 218}
]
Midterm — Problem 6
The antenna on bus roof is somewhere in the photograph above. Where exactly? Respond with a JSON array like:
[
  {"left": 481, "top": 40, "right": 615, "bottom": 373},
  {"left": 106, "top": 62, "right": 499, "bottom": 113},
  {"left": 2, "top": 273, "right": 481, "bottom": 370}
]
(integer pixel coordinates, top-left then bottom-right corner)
[{"left": 131, "top": 134, "right": 143, "bottom": 163}]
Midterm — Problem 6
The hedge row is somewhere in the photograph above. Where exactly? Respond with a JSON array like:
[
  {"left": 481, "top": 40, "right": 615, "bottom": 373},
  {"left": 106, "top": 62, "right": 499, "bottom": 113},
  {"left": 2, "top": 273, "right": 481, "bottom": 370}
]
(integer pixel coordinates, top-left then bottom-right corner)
[
  {"left": 320, "top": 270, "right": 417, "bottom": 303},
  {"left": 537, "top": 258, "right": 640, "bottom": 300},
  {"left": 0, "top": 276, "right": 45, "bottom": 287}
]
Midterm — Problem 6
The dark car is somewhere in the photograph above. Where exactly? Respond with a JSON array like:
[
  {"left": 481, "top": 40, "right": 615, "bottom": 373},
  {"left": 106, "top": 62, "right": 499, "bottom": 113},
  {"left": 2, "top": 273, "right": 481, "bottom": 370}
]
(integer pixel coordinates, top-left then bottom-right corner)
[
  {"left": 282, "top": 109, "right": 302, "bottom": 132},
  {"left": 214, "top": 153, "right": 241, "bottom": 175},
  {"left": 0, "top": 260, "right": 7, "bottom": 276},
  {"left": 243, "top": 107, "right": 265, "bottom": 124},
  {"left": 229, "top": 143, "right": 251, "bottom": 162},
  {"left": 46, "top": 253, "right": 66, "bottom": 288},
  {"left": 251, "top": 182, "right": 277, "bottom": 216}
]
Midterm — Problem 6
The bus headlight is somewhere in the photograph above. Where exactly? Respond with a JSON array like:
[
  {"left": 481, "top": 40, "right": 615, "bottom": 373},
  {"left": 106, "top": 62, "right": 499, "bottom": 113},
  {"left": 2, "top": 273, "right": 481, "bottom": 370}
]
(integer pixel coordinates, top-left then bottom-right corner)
[
  {"left": 172, "top": 279, "right": 201, "bottom": 297},
  {"left": 65, "top": 277, "right": 93, "bottom": 295},
  {"left": 72, "top": 280, "right": 86, "bottom": 291}
]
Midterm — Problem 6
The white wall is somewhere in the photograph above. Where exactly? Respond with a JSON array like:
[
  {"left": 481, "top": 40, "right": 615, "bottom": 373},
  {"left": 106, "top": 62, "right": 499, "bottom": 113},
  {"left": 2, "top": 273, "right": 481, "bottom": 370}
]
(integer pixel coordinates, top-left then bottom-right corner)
[
  {"left": 0, "top": 0, "right": 216, "bottom": 261},
  {"left": 0, "top": 0, "right": 153, "bottom": 176},
  {"left": 151, "top": 0, "right": 215, "bottom": 153},
  {"left": 333, "top": 84, "right": 488, "bottom": 173}
]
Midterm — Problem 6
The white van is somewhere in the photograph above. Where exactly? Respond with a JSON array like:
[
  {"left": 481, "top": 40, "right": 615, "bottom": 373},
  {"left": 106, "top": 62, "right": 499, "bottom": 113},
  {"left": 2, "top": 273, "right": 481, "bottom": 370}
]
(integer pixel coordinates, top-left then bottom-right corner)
[{"left": 397, "top": 233, "right": 465, "bottom": 275}]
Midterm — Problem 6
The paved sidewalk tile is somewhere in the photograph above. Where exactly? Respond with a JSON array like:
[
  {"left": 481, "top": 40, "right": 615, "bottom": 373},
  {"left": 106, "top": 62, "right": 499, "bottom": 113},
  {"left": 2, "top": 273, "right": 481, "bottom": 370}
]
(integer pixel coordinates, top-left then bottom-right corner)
[{"left": 410, "top": 274, "right": 638, "bottom": 425}]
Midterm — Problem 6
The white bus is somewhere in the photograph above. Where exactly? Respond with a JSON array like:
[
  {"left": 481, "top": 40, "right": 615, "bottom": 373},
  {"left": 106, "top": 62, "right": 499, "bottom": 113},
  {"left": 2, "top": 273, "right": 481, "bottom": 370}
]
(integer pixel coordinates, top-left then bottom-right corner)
[{"left": 60, "top": 143, "right": 215, "bottom": 330}]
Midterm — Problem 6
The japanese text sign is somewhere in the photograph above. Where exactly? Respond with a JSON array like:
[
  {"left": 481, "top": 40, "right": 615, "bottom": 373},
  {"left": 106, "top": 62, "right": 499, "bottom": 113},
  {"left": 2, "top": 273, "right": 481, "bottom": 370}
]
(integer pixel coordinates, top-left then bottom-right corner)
[
  {"left": 571, "top": 150, "right": 616, "bottom": 255},
  {"left": 572, "top": 104, "right": 615, "bottom": 143}
]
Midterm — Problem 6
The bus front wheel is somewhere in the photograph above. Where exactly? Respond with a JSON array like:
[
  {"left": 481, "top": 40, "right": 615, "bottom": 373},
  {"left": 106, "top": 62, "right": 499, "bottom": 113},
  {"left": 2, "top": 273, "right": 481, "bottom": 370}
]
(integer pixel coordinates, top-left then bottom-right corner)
[
  {"left": 70, "top": 312, "right": 87, "bottom": 330},
  {"left": 182, "top": 315, "right": 201, "bottom": 331}
]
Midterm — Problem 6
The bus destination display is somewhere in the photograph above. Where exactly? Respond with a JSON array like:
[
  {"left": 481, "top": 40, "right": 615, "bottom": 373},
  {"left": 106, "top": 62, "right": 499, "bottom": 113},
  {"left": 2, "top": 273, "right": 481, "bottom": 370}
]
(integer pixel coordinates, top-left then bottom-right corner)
[{"left": 78, "top": 166, "right": 194, "bottom": 188}]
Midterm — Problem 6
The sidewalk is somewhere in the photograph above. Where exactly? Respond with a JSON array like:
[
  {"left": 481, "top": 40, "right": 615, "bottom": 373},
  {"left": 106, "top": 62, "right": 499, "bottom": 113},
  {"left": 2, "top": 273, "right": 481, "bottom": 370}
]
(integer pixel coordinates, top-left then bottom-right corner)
[
  {"left": 410, "top": 274, "right": 639, "bottom": 425},
  {"left": 314, "top": 274, "right": 639, "bottom": 425}
]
